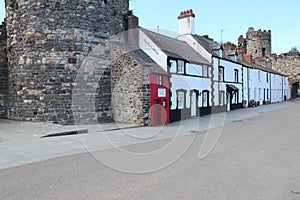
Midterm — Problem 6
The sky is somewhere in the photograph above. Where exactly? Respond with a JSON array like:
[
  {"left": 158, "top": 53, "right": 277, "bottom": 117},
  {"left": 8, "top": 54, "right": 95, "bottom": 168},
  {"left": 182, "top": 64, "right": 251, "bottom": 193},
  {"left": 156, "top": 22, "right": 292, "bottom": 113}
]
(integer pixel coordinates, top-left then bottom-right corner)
[{"left": 0, "top": 0, "right": 299, "bottom": 54}]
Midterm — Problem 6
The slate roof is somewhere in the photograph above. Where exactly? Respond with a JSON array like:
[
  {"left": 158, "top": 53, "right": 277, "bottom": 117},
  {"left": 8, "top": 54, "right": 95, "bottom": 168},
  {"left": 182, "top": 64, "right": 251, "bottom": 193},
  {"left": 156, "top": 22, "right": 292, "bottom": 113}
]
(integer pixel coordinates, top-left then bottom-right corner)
[
  {"left": 141, "top": 28, "right": 211, "bottom": 66},
  {"left": 113, "top": 41, "right": 167, "bottom": 75},
  {"left": 192, "top": 35, "right": 286, "bottom": 76},
  {"left": 238, "top": 60, "right": 286, "bottom": 76},
  {"left": 192, "top": 35, "right": 221, "bottom": 57}
]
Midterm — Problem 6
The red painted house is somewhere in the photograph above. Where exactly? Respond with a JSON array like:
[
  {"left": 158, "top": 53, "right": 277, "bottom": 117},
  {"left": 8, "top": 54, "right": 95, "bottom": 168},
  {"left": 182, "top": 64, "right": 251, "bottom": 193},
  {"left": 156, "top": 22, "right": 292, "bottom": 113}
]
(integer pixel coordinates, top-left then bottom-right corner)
[{"left": 149, "top": 72, "right": 170, "bottom": 125}]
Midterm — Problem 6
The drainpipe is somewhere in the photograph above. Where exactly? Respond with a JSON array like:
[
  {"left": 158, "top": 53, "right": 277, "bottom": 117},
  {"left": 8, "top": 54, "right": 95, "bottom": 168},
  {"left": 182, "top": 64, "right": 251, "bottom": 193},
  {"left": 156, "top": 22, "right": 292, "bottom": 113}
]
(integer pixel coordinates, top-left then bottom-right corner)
[
  {"left": 282, "top": 75, "right": 284, "bottom": 101},
  {"left": 241, "top": 65, "right": 244, "bottom": 105},
  {"left": 247, "top": 67, "right": 250, "bottom": 104},
  {"left": 270, "top": 73, "right": 272, "bottom": 102}
]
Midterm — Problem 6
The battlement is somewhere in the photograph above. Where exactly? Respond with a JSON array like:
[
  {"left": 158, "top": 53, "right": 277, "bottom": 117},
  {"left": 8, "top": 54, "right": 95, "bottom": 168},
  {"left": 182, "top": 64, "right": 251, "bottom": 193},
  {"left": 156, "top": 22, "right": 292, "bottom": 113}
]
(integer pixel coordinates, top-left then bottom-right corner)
[
  {"left": 247, "top": 27, "right": 271, "bottom": 35},
  {"left": 242, "top": 27, "right": 272, "bottom": 59}
]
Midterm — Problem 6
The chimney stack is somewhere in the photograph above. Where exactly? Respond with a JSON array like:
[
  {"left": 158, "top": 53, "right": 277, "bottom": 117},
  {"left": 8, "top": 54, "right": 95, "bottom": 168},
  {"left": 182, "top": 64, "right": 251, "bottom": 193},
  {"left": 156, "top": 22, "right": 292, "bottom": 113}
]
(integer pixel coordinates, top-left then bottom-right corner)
[
  {"left": 243, "top": 53, "right": 253, "bottom": 63},
  {"left": 178, "top": 9, "right": 195, "bottom": 35},
  {"left": 127, "top": 11, "right": 139, "bottom": 46}
]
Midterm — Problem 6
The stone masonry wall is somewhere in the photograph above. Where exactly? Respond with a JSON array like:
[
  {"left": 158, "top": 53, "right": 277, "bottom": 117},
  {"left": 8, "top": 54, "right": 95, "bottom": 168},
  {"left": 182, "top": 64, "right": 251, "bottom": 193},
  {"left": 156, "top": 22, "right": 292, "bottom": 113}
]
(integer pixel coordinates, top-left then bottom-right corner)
[
  {"left": 111, "top": 46, "right": 150, "bottom": 126},
  {"left": 5, "top": 0, "right": 129, "bottom": 124},
  {"left": 270, "top": 52, "right": 300, "bottom": 84},
  {"left": 0, "top": 22, "right": 8, "bottom": 118}
]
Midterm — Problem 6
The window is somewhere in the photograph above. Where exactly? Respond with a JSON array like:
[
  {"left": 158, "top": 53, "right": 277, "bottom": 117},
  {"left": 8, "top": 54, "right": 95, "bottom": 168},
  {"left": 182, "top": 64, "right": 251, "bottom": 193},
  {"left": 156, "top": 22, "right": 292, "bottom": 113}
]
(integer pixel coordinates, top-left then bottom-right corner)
[
  {"left": 262, "top": 48, "right": 266, "bottom": 57},
  {"left": 177, "top": 92, "right": 185, "bottom": 109},
  {"left": 249, "top": 88, "right": 251, "bottom": 99},
  {"left": 258, "top": 71, "right": 261, "bottom": 82},
  {"left": 157, "top": 75, "right": 162, "bottom": 86},
  {"left": 266, "top": 73, "right": 269, "bottom": 82},
  {"left": 218, "top": 67, "right": 224, "bottom": 81},
  {"left": 186, "top": 63, "right": 202, "bottom": 76},
  {"left": 233, "top": 91, "right": 238, "bottom": 104},
  {"left": 169, "top": 60, "right": 177, "bottom": 73},
  {"left": 234, "top": 69, "right": 239, "bottom": 83},
  {"left": 219, "top": 91, "right": 224, "bottom": 106},
  {"left": 178, "top": 60, "right": 184, "bottom": 74},
  {"left": 203, "top": 65, "right": 208, "bottom": 77},
  {"left": 202, "top": 90, "right": 209, "bottom": 107},
  {"left": 254, "top": 88, "right": 257, "bottom": 100},
  {"left": 259, "top": 88, "right": 261, "bottom": 100}
]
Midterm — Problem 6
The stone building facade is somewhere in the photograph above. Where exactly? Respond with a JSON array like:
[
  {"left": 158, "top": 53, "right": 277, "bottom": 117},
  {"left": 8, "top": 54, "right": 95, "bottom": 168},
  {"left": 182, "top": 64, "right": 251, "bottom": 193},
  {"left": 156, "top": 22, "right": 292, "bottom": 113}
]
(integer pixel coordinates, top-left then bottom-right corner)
[
  {"left": 270, "top": 52, "right": 300, "bottom": 98},
  {"left": 238, "top": 27, "right": 271, "bottom": 59},
  {"left": 3, "top": 0, "right": 129, "bottom": 124},
  {"left": 0, "top": 22, "right": 8, "bottom": 117},
  {"left": 111, "top": 45, "right": 151, "bottom": 125}
]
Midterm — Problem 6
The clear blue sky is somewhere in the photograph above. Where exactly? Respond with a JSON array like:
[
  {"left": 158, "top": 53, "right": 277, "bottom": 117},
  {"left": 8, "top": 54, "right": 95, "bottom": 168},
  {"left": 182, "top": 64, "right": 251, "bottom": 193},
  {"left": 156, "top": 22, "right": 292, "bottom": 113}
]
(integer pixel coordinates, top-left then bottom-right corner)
[{"left": 0, "top": 0, "right": 299, "bottom": 54}]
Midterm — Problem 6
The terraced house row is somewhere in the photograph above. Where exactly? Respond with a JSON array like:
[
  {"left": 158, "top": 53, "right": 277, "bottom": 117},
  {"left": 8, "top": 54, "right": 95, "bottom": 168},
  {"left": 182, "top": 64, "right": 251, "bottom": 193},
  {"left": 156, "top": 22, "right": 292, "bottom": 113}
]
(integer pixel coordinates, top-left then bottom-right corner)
[
  {"left": 0, "top": 1, "right": 291, "bottom": 126},
  {"left": 112, "top": 10, "right": 290, "bottom": 126}
]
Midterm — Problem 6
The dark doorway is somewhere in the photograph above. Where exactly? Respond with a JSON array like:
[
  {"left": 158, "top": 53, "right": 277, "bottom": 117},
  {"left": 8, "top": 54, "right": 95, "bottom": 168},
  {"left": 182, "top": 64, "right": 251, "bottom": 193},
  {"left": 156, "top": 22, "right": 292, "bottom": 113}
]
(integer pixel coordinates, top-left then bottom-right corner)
[{"left": 291, "top": 82, "right": 299, "bottom": 98}]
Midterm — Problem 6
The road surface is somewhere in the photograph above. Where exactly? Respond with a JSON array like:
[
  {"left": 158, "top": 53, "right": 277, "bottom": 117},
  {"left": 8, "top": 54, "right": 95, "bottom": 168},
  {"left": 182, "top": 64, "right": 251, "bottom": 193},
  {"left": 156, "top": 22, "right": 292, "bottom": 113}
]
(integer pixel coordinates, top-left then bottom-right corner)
[{"left": 0, "top": 99, "right": 300, "bottom": 199}]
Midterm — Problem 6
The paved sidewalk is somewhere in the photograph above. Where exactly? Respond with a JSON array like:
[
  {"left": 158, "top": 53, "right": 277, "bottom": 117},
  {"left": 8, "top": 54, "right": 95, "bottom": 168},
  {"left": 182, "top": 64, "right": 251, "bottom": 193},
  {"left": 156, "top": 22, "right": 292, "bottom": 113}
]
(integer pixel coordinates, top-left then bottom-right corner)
[{"left": 0, "top": 100, "right": 294, "bottom": 170}]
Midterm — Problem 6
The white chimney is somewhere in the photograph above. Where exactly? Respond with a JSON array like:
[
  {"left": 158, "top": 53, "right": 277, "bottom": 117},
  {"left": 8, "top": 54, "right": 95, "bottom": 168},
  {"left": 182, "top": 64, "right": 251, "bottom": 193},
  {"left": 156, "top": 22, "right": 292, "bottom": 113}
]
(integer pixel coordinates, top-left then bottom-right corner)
[{"left": 178, "top": 9, "right": 195, "bottom": 35}]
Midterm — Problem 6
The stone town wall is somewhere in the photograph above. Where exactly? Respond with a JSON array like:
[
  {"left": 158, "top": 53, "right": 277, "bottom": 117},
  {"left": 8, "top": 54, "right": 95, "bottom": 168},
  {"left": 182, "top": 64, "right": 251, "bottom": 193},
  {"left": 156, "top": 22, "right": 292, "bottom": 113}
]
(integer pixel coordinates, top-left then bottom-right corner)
[
  {"left": 4, "top": 0, "right": 128, "bottom": 124},
  {"left": 0, "top": 22, "right": 8, "bottom": 117},
  {"left": 111, "top": 46, "right": 150, "bottom": 126},
  {"left": 270, "top": 52, "right": 300, "bottom": 84}
]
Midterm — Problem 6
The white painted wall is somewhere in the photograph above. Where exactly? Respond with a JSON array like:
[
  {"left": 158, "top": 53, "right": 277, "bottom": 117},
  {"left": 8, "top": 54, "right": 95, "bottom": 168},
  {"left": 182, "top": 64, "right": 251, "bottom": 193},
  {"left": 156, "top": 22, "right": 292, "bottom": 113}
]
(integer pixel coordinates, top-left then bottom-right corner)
[
  {"left": 139, "top": 30, "right": 168, "bottom": 71},
  {"left": 213, "top": 58, "right": 243, "bottom": 106},
  {"left": 170, "top": 74, "right": 211, "bottom": 110},
  {"left": 219, "top": 59, "right": 243, "bottom": 83},
  {"left": 243, "top": 66, "right": 290, "bottom": 104},
  {"left": 283, "top": 76, "right": 291, "bottom": 100},
  {"left": 247, "top": 68, "right": 272, "bottom": 105},
  {"left": 178, "top": 16, "right": 195, "bottom": 35}
]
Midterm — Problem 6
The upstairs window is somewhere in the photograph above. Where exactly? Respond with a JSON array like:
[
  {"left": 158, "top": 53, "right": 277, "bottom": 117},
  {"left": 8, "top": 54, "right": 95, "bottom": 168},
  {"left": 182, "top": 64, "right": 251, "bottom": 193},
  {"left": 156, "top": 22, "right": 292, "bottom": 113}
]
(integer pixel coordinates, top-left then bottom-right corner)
[
  {"left": 177, "top": 60, "right": 185, "bottom": 74},
  {"left": 258, "top": 71, "right": 261, "bottom": 82},
  {"left": 157, "top": 75, "right": 163, "bottom": 86},
  {"left": 234, "top": 69, "right": 239, "bottom": 83},
  {"left": 218, "top": 66, "right": 224, "bottom": 82},
  {"left": 266, "top": 72, "right": 269, "bottom": 82},
  {"left": 169, "top": 60, "right": 177, "bottom": 73},
  {"left": 203, "top": 65, "right": 208, "bottom": 77}
]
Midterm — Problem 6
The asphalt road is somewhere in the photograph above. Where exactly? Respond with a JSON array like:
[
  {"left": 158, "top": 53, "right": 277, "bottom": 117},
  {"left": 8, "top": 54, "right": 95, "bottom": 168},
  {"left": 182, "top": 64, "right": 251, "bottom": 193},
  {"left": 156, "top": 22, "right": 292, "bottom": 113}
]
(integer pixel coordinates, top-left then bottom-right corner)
[{"left": 1, "top": 99, "right": 300, "bottom": 200}]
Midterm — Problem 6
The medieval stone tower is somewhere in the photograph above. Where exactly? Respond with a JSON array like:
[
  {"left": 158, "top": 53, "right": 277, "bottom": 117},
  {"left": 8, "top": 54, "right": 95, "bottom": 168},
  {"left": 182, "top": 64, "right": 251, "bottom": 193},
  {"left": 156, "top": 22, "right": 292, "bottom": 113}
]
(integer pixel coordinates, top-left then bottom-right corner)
[
  {"left": 3, "top": 0, "right": 129, "bottom": 124},
  {"left": 238, "top": 27, "right": 272, "bottom": 59}
]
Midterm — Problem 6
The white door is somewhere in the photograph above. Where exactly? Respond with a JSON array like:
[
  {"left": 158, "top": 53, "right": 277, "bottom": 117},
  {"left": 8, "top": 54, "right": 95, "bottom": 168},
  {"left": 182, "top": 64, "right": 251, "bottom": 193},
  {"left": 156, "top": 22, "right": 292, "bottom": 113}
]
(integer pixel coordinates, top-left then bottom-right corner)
[{"left": 191, "top": 92, "right": 197, "bottom": 117}]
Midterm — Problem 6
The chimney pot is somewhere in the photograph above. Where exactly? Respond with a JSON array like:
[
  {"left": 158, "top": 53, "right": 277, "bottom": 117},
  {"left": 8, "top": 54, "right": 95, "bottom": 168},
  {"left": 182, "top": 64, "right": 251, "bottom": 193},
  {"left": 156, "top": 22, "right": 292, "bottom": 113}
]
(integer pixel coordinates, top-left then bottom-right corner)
[{"left": 190, "top": 9, "right": 193, "bottom": 13}]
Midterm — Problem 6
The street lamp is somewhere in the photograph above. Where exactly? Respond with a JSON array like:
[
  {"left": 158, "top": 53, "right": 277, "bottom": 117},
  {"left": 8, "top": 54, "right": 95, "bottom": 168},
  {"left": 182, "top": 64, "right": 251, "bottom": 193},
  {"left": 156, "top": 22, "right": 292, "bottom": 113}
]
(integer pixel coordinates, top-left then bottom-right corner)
[{"left": 221, "top": 28, "right": 226, "bottom": 44}]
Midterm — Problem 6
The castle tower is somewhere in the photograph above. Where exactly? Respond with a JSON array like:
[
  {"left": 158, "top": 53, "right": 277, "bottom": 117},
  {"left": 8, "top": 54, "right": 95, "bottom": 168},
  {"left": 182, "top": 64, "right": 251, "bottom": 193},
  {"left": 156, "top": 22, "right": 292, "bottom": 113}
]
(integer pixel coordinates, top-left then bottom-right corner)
[
  {"left": 245, "top": 27, "right": 271, "bottom": 59},
  {"left": 4, "top": 0, "right": 129, "bottom": 124}
]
